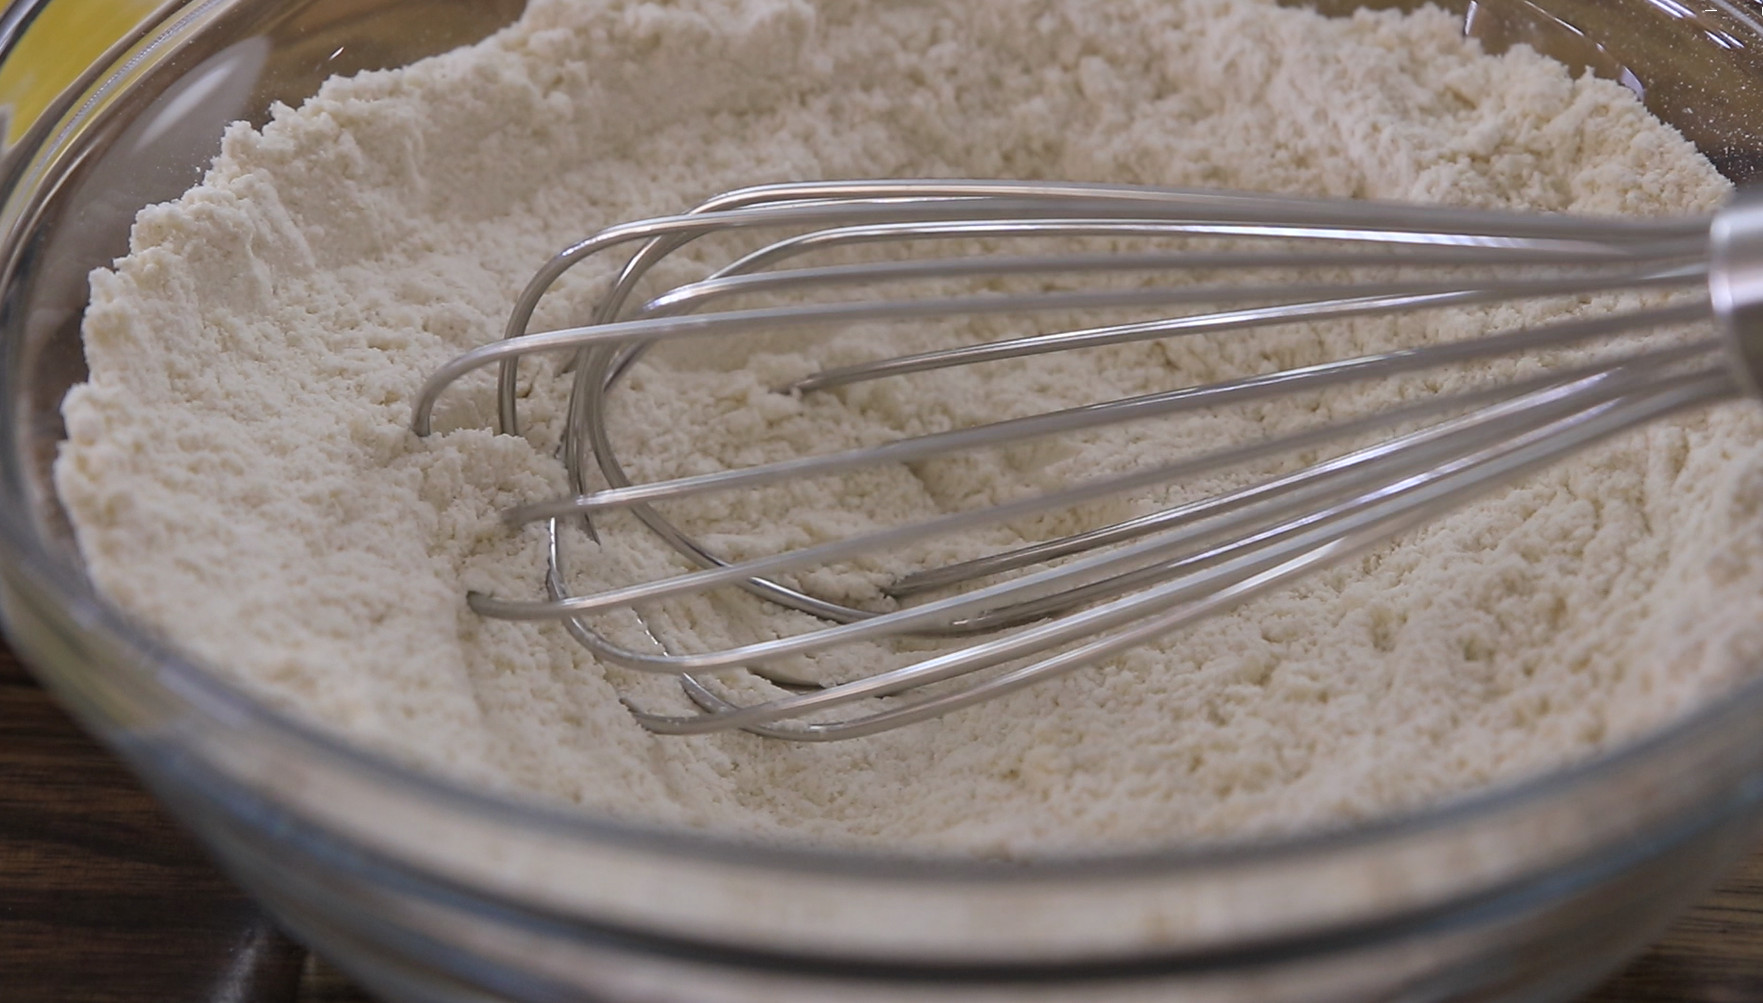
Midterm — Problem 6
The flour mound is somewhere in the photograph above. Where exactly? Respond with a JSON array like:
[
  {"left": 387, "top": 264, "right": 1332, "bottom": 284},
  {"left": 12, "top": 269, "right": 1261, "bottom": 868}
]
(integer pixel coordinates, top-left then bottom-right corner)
[{"left": 55, "top": 0, "right": 1763, "bottom": 855}]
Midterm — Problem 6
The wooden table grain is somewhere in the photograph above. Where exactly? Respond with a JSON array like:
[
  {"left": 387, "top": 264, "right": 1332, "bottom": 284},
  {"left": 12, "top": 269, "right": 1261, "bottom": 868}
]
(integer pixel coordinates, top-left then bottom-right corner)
[
  {"left": 0, "top": 641, "right": 305, "bottom": 1003},
  {"left": 4, "top": 636, "right": 1762, "bottom": 1003}
]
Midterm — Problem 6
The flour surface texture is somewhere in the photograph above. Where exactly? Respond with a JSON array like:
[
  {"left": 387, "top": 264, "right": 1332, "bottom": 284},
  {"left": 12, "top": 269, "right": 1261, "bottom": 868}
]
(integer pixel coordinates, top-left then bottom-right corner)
[{"left": 56, "top": 0, "right": 1763, "bottom": 855}]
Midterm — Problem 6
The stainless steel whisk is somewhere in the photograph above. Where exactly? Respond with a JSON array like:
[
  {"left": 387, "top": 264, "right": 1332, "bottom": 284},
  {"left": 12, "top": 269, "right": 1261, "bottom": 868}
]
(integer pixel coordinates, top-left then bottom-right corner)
[{"left": 411, "top": 180, "right": 1763, "bottom": 741}]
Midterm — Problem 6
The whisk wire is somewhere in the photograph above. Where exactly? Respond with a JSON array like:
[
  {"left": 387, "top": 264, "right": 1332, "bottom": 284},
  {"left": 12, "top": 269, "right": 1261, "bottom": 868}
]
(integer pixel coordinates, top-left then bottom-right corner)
[
  {"left": 473, "top": 340, "right": 1728, "bottom": 687},
  {"left": 640, "top": 367, "right": 1732, "bottom": 741},
  {"left": 429, "top": 179, "right": 1709, "bottom": 437},
  {"left": 506, "top": 299, "right": 1710, "bottom": 523}
]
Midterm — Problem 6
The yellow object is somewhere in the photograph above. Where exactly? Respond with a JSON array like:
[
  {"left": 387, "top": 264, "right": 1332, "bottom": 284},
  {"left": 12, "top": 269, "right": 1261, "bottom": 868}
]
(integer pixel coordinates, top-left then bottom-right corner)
[{"left": 0, "top": 0, "right": 166, "bottom": 145}]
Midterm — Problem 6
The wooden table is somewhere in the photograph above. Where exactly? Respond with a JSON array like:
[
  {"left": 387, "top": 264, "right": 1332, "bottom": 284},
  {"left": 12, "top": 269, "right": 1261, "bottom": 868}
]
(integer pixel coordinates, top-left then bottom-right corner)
[{"left": 4, "top": 640, "right": 1761, "bottom": 1003}]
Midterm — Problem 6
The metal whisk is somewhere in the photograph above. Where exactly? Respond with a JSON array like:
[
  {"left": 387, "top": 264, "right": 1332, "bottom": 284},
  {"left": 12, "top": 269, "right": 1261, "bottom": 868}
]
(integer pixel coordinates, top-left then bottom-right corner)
[{"left": 411, "top": 179, "right": 1763, "bottom": 741}]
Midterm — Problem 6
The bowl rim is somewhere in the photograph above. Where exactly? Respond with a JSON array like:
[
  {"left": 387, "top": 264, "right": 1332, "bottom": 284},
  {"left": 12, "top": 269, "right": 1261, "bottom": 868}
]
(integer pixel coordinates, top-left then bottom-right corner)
[{"left": 6, "top": 0, "right": 1763, "bottom": 886}]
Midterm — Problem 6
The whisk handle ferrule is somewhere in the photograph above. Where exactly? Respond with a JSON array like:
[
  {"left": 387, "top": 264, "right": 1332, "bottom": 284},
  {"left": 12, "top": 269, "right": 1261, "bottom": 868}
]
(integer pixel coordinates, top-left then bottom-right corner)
[{"left": 1711, "top": 190, "right": 1763, "bottom": 399}]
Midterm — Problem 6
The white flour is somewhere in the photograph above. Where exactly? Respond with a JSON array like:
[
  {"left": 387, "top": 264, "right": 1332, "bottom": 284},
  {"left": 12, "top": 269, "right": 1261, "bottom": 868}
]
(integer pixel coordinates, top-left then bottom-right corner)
[{"left": 54, "top": 0, "right": 1763, "bottom": 855}]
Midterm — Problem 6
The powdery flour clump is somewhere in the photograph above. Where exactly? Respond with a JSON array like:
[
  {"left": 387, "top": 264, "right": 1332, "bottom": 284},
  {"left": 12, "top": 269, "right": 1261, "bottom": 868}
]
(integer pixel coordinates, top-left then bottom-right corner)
[{"left": 54, "top": 0, "right": 1763, "bottom": 855}]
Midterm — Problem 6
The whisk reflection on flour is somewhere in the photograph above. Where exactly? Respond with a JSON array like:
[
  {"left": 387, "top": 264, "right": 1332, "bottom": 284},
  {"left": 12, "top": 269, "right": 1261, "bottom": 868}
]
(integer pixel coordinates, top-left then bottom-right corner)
[{"left": 411, "top": 180, "right": 1762, "bottom": 741}]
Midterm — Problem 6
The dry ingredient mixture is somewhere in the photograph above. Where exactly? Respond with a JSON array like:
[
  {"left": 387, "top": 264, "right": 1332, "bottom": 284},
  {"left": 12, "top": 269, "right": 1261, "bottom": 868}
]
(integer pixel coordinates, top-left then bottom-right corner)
[{"left": 53, "top": 0, "right": 1763, "bottom": 855}]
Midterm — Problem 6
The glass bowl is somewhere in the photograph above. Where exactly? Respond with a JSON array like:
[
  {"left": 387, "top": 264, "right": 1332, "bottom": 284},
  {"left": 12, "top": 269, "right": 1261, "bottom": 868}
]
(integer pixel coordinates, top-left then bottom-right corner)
[{"left": 6, "top": 1, "right": 1763, "bottom": 1000}]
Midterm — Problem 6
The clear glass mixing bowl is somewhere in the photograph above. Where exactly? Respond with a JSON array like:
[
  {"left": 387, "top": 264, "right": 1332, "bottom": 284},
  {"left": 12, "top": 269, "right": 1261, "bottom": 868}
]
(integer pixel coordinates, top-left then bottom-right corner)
[{"left": 6, "top": 1, "right": 1763, "bottom": 1000}]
